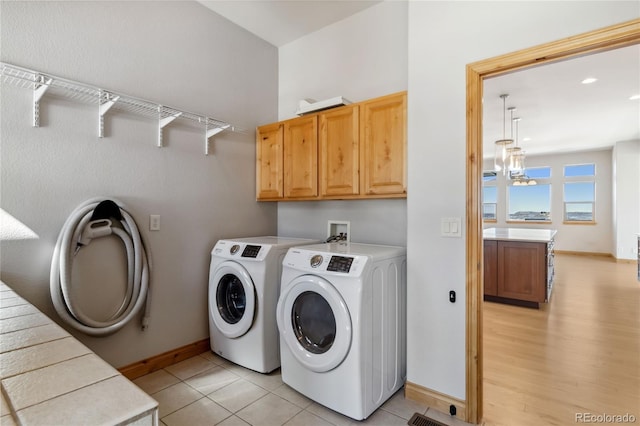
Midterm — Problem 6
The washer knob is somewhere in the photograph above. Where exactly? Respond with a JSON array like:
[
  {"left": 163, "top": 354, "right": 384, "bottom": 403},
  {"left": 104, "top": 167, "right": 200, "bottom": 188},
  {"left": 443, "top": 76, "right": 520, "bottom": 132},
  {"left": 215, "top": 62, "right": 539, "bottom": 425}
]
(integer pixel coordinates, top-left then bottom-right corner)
[
  {"left": 230, "top": 244, "right": 240, "bottom": 254},
  {"left": 310, "top": 254, "right": 323, "bottom": 268}
]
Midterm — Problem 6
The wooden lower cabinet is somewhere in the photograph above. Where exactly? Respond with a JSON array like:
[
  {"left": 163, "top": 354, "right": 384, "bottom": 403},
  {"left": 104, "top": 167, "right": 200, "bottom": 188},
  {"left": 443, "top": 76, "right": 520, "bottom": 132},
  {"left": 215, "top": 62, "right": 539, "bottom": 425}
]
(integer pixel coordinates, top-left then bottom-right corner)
[
  {"left": 484, "top": 240, "right": 498, "bottom": 297},
  {"left": 484, "top": 239, "right": 549, "bottom": 307}
]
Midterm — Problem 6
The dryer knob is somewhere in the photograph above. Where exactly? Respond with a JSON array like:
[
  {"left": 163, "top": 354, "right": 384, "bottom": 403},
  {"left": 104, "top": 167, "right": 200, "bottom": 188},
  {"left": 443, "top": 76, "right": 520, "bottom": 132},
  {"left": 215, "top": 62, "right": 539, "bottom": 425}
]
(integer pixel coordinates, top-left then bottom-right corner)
[
  {"left": 310, "top": 254, "right": 323, "bottom": 268},
  {"left": 230, "top": 244, "right": 240, "bottom": 254}
]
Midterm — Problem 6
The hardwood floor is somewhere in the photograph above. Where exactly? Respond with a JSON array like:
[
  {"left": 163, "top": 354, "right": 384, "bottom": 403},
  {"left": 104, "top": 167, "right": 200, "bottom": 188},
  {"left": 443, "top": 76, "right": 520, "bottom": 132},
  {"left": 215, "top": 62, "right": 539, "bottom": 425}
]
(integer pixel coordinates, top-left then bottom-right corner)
[{"left": 482, "top": 253, "right": 640, "bottom": 426}]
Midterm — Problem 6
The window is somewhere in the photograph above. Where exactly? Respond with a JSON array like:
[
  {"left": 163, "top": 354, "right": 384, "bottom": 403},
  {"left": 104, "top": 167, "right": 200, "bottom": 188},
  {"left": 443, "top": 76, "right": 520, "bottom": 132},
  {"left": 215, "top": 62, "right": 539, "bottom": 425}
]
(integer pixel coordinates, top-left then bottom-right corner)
[
  {"left": 525, "top": 166, "right": 552, "bottom": 179},
  {"left": 563, "top": 164, "right": 595, "bottom": 222},
  {"left": 508, "top": 167, "right": 551, "bottom": 221},
  {"left": 564, "top": 163, "right": 595, "bottom": 177},
  {"left": 483, "top": 171, "right": 497, "bottom": 221},
  {"left": 483, "top": 186, "right": 497, "bottom": 220}
]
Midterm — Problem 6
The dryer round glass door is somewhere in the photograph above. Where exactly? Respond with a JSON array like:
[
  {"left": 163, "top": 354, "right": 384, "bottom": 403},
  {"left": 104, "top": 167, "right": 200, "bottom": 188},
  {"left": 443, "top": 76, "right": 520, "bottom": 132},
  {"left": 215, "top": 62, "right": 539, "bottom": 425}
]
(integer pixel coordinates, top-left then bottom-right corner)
[
  {"left": 209, "top": 261, "right": 255, "bottom": 338},
  {"left": 277, "top": 275, "right": 351, "bottom": 373}
]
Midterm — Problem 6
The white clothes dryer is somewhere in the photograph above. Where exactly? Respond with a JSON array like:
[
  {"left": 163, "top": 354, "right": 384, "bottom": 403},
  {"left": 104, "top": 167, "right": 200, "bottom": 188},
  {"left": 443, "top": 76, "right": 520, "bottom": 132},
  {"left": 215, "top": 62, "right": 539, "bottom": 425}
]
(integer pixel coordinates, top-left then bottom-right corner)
[
  {"left": 208, "top": 236, "right": 319, "bottom": 373},
  {"left": 276, "top": 242, "right": 407, "bottom": 420}
]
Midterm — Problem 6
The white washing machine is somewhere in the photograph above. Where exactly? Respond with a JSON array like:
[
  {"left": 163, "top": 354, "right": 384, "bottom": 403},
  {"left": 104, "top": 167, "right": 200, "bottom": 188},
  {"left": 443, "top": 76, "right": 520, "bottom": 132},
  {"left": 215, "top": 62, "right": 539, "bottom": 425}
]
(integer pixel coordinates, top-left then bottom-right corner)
[
  {"left": 208, "top": 236, "right": 319, "bottom": 373},
  {"left": 276, "top": 242, "right": 407, "bottom": 420}
]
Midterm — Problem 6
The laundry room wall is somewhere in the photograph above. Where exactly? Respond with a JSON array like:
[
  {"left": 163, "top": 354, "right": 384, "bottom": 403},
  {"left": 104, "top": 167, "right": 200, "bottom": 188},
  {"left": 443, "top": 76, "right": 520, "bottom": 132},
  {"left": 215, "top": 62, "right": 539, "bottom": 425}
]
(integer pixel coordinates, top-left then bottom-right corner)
[
  {"left": 0, "top": 1, "right": 278, "bottom": 368},
  {"left": 407, "top": 0, "right": 638, "bottom": 403},
  {"left": 276, "top": 1, "right": 408, "bottom": 247}
]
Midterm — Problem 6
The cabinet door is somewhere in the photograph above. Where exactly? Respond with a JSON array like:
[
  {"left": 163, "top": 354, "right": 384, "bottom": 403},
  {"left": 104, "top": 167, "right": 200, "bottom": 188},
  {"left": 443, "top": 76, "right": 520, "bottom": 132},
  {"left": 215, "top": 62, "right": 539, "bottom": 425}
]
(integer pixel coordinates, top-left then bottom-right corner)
[
  {"left": 497, "top": 241, "right": 546, "bottom": 302},
  {"left": 360, "top": 92, "right": 407, "bottom": 195},
  {"left": 484, "top": 240, "right": 498, "bottom": 296},
  {"left": 319, "top": 105, "right": 359, "bottom": 197},
  {"left": 284, "top": 116, "right": 318, "bottom": 198},
  {"left": 256, "top": 123, "right": 284, "bottom": 200}
]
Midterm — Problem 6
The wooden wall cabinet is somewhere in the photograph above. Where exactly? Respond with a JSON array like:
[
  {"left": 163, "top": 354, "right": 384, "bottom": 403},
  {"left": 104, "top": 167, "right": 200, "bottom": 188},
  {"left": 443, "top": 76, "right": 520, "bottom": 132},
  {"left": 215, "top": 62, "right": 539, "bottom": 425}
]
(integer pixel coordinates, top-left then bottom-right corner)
[
  {"left": 256, "top": 116, "right": 318, "bottom": 200},
  {"left": 256, "top": 91, "right": 407, "bottom": 201},
  {"left": 484, "top": 240, "right": 550, "bottom": 307},
  {"left": 319, "top": 104, "right": 360, "bottom": 197},
  {"left": 284, "top": 115, "right": 318, "bottom": 198},
  {"left": 360, "top": 93, "right": 407, "bottom": 196},
  {"left": 256, "top": 122, "right": 283, "bottom": 199}
]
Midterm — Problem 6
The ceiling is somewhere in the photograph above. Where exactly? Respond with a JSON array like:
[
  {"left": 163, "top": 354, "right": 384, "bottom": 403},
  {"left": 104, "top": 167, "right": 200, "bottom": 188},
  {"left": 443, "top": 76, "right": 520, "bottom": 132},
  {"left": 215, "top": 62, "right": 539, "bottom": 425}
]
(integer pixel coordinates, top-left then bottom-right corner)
[
  {"left": 483, "top": 44, "right": 640, "bottom": 160},
  {"left": 198, "top": 0, "right": 381, "bottom": 47},
  {"left": 198, "top": 1, "right": 640, "bottom": 158}
]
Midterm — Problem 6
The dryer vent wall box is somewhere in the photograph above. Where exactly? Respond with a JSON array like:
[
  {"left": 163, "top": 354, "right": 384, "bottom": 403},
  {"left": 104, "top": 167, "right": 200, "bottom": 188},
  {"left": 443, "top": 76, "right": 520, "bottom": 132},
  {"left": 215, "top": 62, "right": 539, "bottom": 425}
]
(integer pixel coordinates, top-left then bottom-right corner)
[{"left": 327, "top": 220, "right": 350, "bottom": 242}]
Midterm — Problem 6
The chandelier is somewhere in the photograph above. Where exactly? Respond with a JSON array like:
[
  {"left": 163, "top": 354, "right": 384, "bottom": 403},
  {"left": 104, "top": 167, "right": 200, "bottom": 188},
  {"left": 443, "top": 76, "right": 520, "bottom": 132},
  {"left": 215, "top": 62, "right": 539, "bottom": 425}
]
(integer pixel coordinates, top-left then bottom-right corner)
[
  {"left": 508, "top": 112, "right": 536, "bottom": 185},
  {"left": 494, "top": 94, "right": 514, "bottom": 175},
  {"left": 507, "top": 112, "right": 524, "bottom": 173}
]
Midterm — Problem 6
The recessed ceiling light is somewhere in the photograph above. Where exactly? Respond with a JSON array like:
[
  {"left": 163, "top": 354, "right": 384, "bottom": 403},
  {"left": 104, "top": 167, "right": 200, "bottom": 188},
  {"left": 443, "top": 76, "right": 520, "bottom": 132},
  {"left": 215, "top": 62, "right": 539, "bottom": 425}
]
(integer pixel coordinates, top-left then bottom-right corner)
[
  {"left": 522, "top": 137, "right": 532, "bottom": 142},
  {"left": 630, "top": 94, "right": 640, "bottom": 101},
  {"left": 581, "top": 77, "right": 598, "bottom": 84}
]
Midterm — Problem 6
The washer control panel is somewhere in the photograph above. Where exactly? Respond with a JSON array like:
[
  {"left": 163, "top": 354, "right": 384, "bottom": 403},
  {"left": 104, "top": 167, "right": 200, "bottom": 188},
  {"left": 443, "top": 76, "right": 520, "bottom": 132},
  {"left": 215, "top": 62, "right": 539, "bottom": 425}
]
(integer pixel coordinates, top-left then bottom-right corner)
[
  {"left": 212, "top": 240, "right": 270, "bottom": 261},
  {"left": 241, "top": 245, "right": 261, "bottom": 258}
]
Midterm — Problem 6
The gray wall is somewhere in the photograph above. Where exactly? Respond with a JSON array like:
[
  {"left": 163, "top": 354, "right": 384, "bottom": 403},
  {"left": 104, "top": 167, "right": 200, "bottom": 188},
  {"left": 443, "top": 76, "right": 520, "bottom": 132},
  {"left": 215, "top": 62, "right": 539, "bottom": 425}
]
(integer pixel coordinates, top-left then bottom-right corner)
[
  {"left": 277, "top": 200, "right": 407, "bottom": 247},
  {"left": 0, "top": 1, "right": 278, "bottom": 367}
]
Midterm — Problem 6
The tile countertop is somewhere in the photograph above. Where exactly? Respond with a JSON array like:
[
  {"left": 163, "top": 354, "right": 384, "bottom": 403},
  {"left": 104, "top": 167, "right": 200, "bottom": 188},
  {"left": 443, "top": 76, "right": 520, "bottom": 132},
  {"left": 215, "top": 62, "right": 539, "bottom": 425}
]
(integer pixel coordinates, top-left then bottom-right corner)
[
  {"left": 483, "top": 227, "right": 557, "bottom": 243},
  {"left": 0, "top": 280, "right": 158, "bottom": 426}
]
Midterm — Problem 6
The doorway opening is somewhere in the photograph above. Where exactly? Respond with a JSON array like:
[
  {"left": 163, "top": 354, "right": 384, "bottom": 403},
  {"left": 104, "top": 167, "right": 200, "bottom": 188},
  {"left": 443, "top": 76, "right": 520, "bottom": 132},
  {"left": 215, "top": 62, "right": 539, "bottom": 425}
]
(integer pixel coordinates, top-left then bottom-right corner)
[{"left": 465, "top": 19, "right": 640, "bottom": 425}]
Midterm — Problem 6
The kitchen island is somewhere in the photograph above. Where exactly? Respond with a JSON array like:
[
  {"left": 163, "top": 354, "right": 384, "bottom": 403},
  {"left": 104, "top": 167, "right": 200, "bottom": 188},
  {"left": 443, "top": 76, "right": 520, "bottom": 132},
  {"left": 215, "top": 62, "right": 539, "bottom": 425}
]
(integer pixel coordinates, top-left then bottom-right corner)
[{"left": 483, "top": 227, "right": 556, "bottom": 308}]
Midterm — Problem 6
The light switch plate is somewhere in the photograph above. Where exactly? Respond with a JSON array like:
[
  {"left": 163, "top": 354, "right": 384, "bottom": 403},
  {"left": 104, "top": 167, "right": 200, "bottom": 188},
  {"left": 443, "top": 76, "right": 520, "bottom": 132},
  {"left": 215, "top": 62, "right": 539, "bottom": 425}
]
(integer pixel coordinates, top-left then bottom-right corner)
[{"left": 441, "top": 217, "right": 462, "bottom": 238}]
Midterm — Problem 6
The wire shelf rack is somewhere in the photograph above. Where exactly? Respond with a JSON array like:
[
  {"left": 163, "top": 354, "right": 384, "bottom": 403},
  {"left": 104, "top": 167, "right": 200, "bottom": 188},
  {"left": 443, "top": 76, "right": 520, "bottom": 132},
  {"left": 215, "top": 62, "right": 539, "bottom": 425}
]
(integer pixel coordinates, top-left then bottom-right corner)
[{"left": 1, "top": 62, "right": 239, "bottom": 155}]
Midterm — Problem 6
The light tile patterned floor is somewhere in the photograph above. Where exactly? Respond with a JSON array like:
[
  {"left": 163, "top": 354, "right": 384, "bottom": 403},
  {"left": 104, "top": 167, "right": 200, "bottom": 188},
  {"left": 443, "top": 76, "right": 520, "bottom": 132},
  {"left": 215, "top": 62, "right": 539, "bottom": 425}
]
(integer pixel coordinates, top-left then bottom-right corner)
[{"left": 133, "top": 351, "right": 468, "bottom": 426}]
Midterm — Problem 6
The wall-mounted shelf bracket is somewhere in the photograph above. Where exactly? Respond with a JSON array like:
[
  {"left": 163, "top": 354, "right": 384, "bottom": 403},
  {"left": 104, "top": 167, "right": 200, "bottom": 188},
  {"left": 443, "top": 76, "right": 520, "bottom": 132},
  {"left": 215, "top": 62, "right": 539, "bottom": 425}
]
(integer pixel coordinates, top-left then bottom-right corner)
[
  {"left": 98, "top": 90, "right": 119, "bottom": 138},
  {"left": 33, "top": 74, "right": 52, "bottom": 127},
  {"left": 204, "top": 122, "right": 230, "bottom": 156},
  {"left": 158, "top": 107, "right": 183, "bottom": 148}
]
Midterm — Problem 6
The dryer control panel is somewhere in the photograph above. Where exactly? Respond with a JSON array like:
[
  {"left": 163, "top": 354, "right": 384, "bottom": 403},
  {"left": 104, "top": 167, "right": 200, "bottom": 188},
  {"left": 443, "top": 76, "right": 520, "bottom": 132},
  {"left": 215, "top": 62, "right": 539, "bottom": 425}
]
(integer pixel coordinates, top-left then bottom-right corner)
[
  {"left": 327, "top": 256, "right": 354, "bottom": 273},
  {"left": 284, "top": 248, "right": 368, "bottom": 277}
]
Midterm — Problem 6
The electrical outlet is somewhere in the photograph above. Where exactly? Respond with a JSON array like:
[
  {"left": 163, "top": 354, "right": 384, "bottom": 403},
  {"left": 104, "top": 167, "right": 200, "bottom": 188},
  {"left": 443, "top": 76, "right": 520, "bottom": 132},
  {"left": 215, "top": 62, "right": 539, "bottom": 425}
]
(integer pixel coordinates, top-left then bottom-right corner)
[{"left": 149, "top": 215, "right": 161, "bottom": 231}]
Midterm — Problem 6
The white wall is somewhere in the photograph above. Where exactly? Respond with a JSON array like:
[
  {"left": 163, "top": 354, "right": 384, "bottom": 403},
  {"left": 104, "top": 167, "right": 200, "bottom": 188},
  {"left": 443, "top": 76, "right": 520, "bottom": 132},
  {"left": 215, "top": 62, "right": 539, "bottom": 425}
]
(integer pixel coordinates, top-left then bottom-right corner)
[
  {"left": 483, "top": 150, "right": 614, "bottom": 255},
  {"left": 408, "top": 1, "right": 639, "bottom": 401},
  {"left": 0, "top": 1, "right": 278, "bottom": 367},
  {"left": 613, "top": 140, "right": 640, "bottom": 260},
  {"left": 276, "top": 0, "right": 408, "bottom": 245}
]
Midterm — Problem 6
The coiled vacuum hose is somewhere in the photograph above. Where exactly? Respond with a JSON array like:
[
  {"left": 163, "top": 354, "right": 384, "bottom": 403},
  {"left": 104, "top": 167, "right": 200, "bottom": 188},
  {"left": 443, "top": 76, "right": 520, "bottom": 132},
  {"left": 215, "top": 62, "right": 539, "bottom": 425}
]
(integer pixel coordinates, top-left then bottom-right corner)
[{"left": 50, "top": 198, "right": 152, "bottom": 336}]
